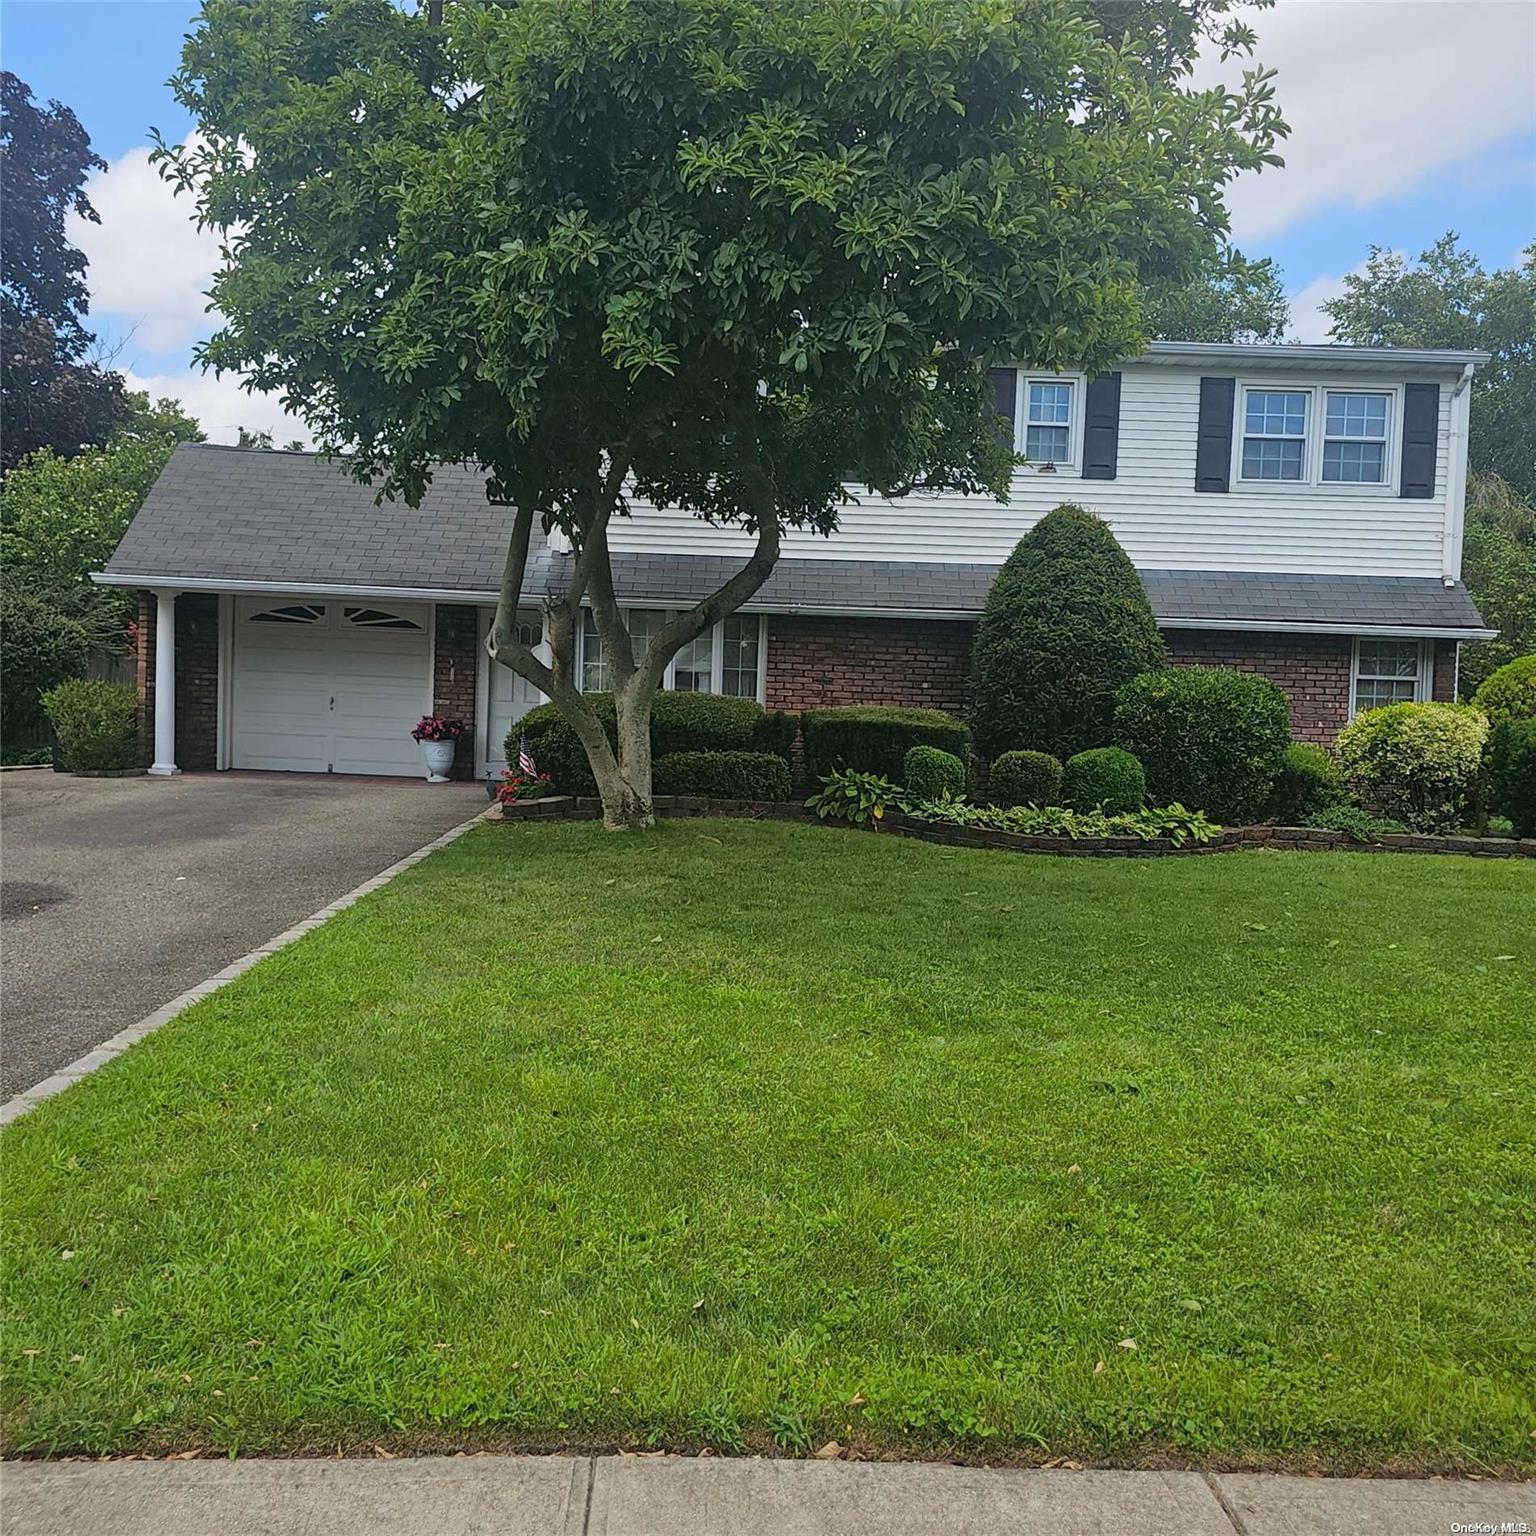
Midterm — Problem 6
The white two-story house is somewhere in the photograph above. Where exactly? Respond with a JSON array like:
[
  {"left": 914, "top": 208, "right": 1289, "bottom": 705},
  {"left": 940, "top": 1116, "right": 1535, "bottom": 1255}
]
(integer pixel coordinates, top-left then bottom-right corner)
[{"left": 99, "top": 341, "right": 1493, "bottom": 781}]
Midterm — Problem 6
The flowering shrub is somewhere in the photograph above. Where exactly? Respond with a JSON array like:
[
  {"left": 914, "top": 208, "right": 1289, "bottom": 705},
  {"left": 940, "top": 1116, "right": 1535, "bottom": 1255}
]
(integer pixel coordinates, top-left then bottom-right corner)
[
  {"left": 497, "top": 769, "right": 555, "bottom": 804},
  {"left": 903, "top": 796, "right": 1218, "bottom": 846},
  {"left": 1335, "top": 702, "right": 1489, "bottom": 832},
  {"left": 411, "top": 715, "right": 465, "bottom": 743}
]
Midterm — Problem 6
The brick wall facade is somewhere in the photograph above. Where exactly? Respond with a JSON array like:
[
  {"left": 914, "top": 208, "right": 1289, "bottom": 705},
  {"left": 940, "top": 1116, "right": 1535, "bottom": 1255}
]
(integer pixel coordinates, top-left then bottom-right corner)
[
  {"left": 432, "top": 603, "right": 481, "bottom": 780},
  {"left": 763, "top": 613, "right": 1459, "bottom": 747},
  {"left": 136, "top": 591, "right": 220, "bottom": 770},
  {"left": 765, "top": 615, "right": 972, "bottom": 715}
]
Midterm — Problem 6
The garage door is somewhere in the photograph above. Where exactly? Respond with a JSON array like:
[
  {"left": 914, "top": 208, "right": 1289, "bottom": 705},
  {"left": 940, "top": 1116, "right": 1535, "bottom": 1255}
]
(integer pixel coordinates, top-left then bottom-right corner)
[{"left": 231, "top": 599, "right": 431, "bottom": 775}]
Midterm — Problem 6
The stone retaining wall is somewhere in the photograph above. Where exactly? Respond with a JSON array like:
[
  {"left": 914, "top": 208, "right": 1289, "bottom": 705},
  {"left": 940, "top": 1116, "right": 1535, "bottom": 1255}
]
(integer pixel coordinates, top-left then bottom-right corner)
[{"left": 493, "top": 797, "right": 1536, "bottom": 859}]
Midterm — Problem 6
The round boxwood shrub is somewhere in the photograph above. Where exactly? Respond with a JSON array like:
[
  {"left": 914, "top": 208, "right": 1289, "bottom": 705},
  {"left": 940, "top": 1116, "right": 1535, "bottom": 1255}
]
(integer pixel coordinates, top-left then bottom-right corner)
[
  {"left": 653, "top": 750, "right": 791, "bottom": 801},
  {"left": 969, "top": 504, "right": 1165, "bottom": 761},
  {"left": 903, "top": 744, "right": 966, "bottom": 801},
  {"left": 987, "top": 749, "right": 1062, "bottom": 808},
  {"left": 41, "top": 678, "right": 139, "bottom": 772},
  {"left": 1266, "top": 742, "right": 1345, "bottom": 824},
  {"left": 1061, "top": 746, "right": 1145, "bottom": 814},
  {"left": 1488, "top": 717, "right": 1536, "bottom": 837},
  {"left": 1335, "top": 701, "right": 1490, "bottom": 832},
  {"left": 1472, "top": 654, "right": 1536, "bottom": 725},
  {"left": 1113, "top": 666, "right": 1290, "bottom": 823},
  {"left": 801, "top": 705, "right": 968, "bottom": 782}
]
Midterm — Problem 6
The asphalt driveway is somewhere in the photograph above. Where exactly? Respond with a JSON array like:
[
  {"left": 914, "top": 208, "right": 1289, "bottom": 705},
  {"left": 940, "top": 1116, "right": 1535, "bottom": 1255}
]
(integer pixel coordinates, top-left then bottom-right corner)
[{"left": 0, "top": 771, "right": 486, "bottom": 1099}]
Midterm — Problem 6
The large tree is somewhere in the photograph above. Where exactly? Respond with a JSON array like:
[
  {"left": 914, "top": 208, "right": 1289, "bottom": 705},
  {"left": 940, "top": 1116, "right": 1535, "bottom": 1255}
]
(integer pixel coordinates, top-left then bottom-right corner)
[
  {"left": 1144, "top": 246, "right": 1289, "bottom": 342},
  {"left": 0, "top": 72, "right": 127, "bottom": 473},
  {"left": 1323, "top": 234, "right": 1535, "bottom": 500},
  {"left": 0, "top": 391, "right": 205, "bottom": 642},
  {"left": 159, "top": 0, "right": 1283, "bottom": 827}
]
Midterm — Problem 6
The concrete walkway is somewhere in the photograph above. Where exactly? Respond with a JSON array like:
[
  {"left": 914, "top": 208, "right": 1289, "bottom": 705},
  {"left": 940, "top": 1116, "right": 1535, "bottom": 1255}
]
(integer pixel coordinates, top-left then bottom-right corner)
[{"left": 2, "top": 1456, "right": 1531, "bottom": 1536}]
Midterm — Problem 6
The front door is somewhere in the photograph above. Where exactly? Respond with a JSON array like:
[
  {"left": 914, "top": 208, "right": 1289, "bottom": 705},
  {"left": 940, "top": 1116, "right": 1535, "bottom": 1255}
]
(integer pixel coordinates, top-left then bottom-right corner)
[{"left": 484, "top": 608, "right": 546, "bottom": 779}]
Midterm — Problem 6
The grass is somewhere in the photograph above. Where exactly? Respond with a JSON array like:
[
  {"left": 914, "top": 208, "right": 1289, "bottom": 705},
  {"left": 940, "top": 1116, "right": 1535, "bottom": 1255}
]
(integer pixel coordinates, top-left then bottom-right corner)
[{"left": 3, "top": 820, "right": 1533, "bottom": 1470}]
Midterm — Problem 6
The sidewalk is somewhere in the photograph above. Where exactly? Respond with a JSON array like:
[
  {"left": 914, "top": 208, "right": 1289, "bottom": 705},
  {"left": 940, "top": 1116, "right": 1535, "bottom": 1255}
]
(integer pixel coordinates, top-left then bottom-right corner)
[{"left": 3, "top": 1455, "right": 1532, "bottom": 1536}]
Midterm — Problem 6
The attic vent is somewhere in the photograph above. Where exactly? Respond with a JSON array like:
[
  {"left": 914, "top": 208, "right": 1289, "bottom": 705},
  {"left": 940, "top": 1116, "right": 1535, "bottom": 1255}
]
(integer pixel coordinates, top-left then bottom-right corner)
[
  {"left": 249, "top": 603, "right": 326, "bottom": 624},
  {"left": 344, "top": 606, "right": 422, "bottom": 631}
]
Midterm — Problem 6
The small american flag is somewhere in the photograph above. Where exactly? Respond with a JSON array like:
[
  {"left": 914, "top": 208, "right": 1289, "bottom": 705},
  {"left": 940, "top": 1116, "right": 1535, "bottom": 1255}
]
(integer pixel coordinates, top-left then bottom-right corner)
[{"left": 517, "top": 734, "right": 537, "bottom": 776}]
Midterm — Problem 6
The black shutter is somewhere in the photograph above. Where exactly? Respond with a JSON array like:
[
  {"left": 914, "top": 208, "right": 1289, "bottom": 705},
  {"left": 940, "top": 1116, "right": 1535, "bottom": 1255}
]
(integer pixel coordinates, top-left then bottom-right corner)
[
  {"left": 1400, "top": 383, "right": 1439, "bottom": 498},
  {"left": 987, "top": 366, "right": 1017, "bottom": 448},
  {"left": 1081, "top": 372, "right": 1121, "bottom": 480},
  {"left": 1194, "top": 377, "right": 1236, "bottom": 493}
]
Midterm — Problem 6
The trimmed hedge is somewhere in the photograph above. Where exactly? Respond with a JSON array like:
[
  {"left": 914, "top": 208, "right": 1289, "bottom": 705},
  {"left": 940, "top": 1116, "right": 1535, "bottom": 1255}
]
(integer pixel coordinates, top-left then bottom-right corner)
[
  {"left": 987, "top": 749, "right": 1062, "bottom": 808},
  {"left": 41, "top": 678, "right": 139, "bottom": 772},
  {"left": 1488, "top": 718, "right": 1536, "bottom": 837},
  {"left": 0, "top": 584, "right": 90, "bottom": 741},
  {"left": 1472, "top": 654, "right": 1536, "bottom": 725},
  {"left": 1335, "top": 701, "right": 1490, "bottom": 833},
  {"left": 1061, "top": 747, "right": 1145, "bottom": 815},
  {"left": 801, "top": 705, "right": 969, "bottom": 782},
  {"left": 751, "top": 710, "right": 799, "bottom": 762},
  {"left": 654, "top": 750, "right": 791, "bottom": 801},
  {"left": 1266, "top": 742, "right": 1345, "bottom": 824},
  {"left": 1114, "top": 667, "right": 1290, "bottom": 823},
  {"left": 903, "top": 744, "right": 966, "bottom": 801},
  {"left": 513, "top": 691, "right": 770, "bottom": 794},
  {"left": 969, "top": 504, "right": 1165, "bottom": 760}
]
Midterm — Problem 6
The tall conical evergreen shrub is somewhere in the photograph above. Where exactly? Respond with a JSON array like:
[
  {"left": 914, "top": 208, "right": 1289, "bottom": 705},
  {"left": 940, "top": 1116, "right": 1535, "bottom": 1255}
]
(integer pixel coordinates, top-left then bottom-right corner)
[{"left": 969, "top": 504, "right": 1165, "bottom": 761}]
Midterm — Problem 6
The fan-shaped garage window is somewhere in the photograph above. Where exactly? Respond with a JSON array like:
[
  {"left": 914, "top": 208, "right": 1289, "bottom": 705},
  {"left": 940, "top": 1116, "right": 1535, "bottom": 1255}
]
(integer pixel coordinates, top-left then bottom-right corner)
[
  {"left": 248, "top": 603, "right": 326, "bottom": 624},
  {"left": 344, "top": 606, "right": 422, "bottom": 631}
]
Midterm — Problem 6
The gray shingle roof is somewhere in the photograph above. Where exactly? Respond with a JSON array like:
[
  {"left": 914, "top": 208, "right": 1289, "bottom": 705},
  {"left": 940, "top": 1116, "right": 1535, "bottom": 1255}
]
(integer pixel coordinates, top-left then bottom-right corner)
[{"left": 102, "top": 443, "right": 1490, "bottom": 634}]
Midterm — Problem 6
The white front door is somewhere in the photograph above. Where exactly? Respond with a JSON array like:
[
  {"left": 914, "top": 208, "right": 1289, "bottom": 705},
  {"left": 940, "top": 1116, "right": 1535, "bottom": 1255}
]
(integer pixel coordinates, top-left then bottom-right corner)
[
  {"left": 484, "top": 607, "right": 546, "bottom": 779},
  {"left": 231, "top": 598, "right": 431, "bottom": 775}
]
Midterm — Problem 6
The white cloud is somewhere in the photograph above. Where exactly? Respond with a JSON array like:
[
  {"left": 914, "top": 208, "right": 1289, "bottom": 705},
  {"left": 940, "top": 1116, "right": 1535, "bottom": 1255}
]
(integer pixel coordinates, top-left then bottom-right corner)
[
  {"left": 68, "top": 142, "right": 224, "bottom": 355},
  {"left": 1195, "top": 0, "right": 1536, "bottom": 244},
  {"left": 124, "top": 367, "right": 313, "bottom": 449},
  {"left": 1286, "top": 255, "right": 1387, "bottom": 343}
]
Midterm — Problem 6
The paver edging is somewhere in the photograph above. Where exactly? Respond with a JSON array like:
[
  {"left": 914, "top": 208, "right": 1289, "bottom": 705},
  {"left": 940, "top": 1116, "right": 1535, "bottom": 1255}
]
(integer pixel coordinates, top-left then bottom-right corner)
[
  {"left": 0, "top": 809, "right": 495, "bottom": 1127},
  {"left": 492, "top": 796, "right": 1534, "bottom": 859}
]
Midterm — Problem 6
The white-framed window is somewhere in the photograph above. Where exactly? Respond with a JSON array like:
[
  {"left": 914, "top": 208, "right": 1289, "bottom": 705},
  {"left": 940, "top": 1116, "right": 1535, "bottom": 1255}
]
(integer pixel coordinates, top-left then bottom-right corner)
[
  {"left": 578, "top": 609, "right": 767, "bottom": 701},
  {"left": 1024, "top": 380, "right": 1075, "bottom": 465},
  {"left": 1351, "top": 638, "right": 1429, "bottom": 715},
  {"left": 1322, "top": 391, "right": 1391, "bottom": 484},
  {"left": 1235, "top": 382, "right": 1403, "bottom": 491},
  {"left": 1241, "top": 389, "right": 1308, "bottom": 481}
]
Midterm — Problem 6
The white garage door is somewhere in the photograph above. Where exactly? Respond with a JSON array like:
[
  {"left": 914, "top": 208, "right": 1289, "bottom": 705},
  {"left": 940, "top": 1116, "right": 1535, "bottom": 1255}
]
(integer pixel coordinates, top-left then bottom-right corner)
[{"left": 231, "top": 599, "right": 431, "bottom": 776}]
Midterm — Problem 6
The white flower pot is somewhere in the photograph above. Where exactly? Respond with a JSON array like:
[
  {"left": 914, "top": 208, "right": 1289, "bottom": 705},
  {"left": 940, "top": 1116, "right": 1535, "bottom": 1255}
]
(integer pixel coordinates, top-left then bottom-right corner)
[{"left": 422, "top": 739, "right": 456, "bottom": 783}]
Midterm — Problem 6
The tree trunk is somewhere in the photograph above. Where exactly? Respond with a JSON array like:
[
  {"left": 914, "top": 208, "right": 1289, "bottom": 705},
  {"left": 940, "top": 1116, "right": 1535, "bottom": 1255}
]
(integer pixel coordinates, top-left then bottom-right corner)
[{"left": 603, "top": 674, "right": 656, "bottom": 830}]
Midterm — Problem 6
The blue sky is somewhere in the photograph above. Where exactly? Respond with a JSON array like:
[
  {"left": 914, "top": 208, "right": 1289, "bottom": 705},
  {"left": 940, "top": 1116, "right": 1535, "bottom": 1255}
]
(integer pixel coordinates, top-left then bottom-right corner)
[{"left": 3, "top": 0, "right": 1533, "bottom": 443}]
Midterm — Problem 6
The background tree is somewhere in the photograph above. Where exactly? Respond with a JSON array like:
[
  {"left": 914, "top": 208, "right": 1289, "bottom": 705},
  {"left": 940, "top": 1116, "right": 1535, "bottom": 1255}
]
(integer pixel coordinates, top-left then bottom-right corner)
[
  {"left": 970, "top": 505, "right": 1166, "bottom": 761},
  {"left": 1323, "top": 234, "right": 1534, "bottom": 499},
  {"left": 1144, "top": 247, "right": 1289, "bottom": 342},
  {"left": 1457, "top": 473, "right": 1536, "bottom": 700},
  {"left": 0, "top": 72, "right": 127, "bottom": 473},
  {"left": 1, "top": 392, "right": 204, "bottom": 636},
  {"left": 160, "top": 0, "right": 1283, "bottom": 827}
]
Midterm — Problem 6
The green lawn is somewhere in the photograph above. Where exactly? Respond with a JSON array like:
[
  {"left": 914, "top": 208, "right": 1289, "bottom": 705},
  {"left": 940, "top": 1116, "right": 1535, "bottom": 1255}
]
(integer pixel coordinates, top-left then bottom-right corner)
[{"left": 4, "top": 821, "right": 1533, "bottom": 1469}]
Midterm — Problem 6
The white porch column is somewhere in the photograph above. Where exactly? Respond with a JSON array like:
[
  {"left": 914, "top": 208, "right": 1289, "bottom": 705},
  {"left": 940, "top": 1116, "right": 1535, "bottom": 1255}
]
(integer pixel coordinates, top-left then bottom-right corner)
[{"left": 147, "top": 588, "right": 182, "bottom": 776}]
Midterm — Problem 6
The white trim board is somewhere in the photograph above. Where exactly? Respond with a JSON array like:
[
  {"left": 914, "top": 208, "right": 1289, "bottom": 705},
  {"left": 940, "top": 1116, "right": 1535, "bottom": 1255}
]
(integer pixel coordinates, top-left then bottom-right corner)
[{"left": 0, "top": 812, "right": 491, "bottom": 1126}]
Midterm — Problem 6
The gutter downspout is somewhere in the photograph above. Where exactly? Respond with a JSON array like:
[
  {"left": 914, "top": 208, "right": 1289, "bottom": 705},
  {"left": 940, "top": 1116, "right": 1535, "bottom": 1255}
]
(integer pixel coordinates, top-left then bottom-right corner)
[{"left": 1442, "top": 362, "right": 1475, "bottom": 586}]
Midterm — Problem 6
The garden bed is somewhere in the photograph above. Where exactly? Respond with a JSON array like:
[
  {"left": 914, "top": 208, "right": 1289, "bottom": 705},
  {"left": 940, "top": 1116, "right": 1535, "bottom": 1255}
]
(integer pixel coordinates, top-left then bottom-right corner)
[{"left": 494, "top": 795, "right": 1536, "bottom": 858}]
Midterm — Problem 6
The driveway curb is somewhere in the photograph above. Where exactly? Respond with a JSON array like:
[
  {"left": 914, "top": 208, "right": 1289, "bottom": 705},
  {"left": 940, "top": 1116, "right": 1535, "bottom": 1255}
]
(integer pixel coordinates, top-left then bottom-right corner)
[{"left": 0, "top": 809, "right": 492, "bottom": 1127}]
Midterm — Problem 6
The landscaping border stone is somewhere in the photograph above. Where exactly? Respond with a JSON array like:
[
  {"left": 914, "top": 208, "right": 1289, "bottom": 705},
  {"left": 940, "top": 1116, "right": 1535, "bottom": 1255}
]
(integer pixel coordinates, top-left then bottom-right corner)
[{"left": 493, "top": 796, "right": 1536, "bottom": 859}]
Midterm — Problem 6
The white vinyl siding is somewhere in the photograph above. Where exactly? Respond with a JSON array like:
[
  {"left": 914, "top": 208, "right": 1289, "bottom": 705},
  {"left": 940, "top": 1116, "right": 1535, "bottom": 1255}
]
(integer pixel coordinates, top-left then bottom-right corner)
[{"left": 604, "top": 364, "right": 1456, "bottom": 579}]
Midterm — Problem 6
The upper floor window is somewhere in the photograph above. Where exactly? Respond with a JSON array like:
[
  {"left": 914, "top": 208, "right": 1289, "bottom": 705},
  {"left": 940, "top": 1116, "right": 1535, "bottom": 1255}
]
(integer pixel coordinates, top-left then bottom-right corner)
[
  {"left": 580, "top": 609, "right": 765, "bottom": 700},
  {"left": 1241, "top": 391, "right": 1308, "bottom": 480},
  {"left": 1322, "top": 391, "right": 1391, "bottom": 484},
  {"left": 1236, "top": 383, "right": 1401, "bottom": 490},
  {"left": 1025, "top": 381, "right": 1075, "bottom": 465},
  {"left": 1353, "top": 638, "right": 1426, "bottom": 713}
]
